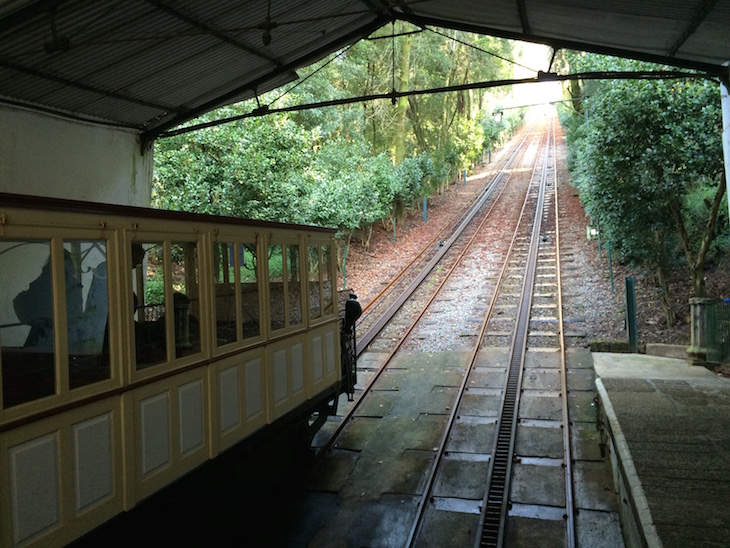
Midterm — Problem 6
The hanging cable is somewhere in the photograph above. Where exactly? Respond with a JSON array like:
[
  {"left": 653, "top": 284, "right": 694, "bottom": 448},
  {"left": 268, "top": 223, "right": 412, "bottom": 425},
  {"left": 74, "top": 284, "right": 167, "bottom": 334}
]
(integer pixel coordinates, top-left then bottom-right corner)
[
  {"left": 391, "top": 20, "right": 397, "bottom": 104},
  {"left": 268, "top": 43, "right": 357, "bottom": 107},
  {"left": 426, "top": 26, "right": 537, "bottom": 73}
]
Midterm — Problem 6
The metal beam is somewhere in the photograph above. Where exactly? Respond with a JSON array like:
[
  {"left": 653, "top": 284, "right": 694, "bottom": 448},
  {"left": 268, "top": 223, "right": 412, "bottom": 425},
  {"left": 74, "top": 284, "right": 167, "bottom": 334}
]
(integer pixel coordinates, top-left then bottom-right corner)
[
  {"left": 0, "top": 57, "right": 177, "bottom": 118},
  {"left": 666, "top": 0, "right": 717, "bottom": 57},
  {"left": 722, "top": 77, "right": 730, "bottom": 228},
  {"left": 515, "top": 0, "right": 531, "bottom": 34},
  {"left": 144, "top": 0, "right": 283, "bottom": 67},
  {"left": 398, "top": 13, "right": 727, "bottom": 77},
  {"left": 157, "top": 70, "right": 714, "bottom": 139},
  {"left": 142, "top": 14, "right": 391, "bottom": 143},
  {"left": 0, "top": 0, "right": 55, "bottom": 35}
]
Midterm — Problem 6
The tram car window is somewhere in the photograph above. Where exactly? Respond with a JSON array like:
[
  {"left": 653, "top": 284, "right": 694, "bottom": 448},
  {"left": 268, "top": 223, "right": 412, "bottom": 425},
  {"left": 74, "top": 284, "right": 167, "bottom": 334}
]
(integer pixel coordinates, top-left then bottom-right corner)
[
  {"left": 0, "top": 194, "right": 351, "bottom": 548},
  {"left": 0, "top": 240, "right": 56, "bottom": 407},
  {"left": 170, "top": 241, "right": 201, "bottom": 359},
  {"left": 133, "top": 242, "right": 167, "bottom": 369},
  {"left": 63, "top": 240, "right": 111, "bottom": 389},
  {"left": 308, "top": 245, "right": 322, "bottom": 320},
  {"left": 213, "top": 241, "right": 261, "bottom": 347},
  {"left": 268, "top": 242, "right": 305, "bottom": 332},
  {"left": 308, "top": 244, "right": 335, "bottom": 321}
]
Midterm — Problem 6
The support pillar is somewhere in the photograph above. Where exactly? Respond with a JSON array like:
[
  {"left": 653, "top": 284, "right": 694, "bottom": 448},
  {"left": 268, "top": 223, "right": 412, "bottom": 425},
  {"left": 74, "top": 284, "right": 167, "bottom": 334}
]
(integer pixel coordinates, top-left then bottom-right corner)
[
  {"left": 722, "top": 77, "right": 730, "bottom": 226},
  {"left": 687, "top": 297, "right": 715, "bottom": 365}
]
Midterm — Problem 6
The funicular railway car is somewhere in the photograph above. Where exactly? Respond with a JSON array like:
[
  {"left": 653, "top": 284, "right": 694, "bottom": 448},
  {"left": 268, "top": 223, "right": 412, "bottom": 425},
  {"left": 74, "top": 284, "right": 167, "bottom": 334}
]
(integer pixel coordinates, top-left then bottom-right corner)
[{"left": 0, "top": 193, "right": 354, "bottom": 547}]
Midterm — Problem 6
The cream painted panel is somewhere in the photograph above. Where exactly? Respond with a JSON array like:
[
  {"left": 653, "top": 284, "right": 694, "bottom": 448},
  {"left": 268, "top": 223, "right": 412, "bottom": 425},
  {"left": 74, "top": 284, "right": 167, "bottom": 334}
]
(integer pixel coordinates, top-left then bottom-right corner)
[
  {"left": 219, "top": 366, "right": 240, "bottom": 433},
  {"left": 311, "top": 335, "right": 323, "bottom": 381},
  {"left": 244, "top": 357, "right": 263, "bottom": 419},
  {"left": 292, "top": 342, "right": 304, "bottom": 394},
  {"left": 73, "top": 413, "right": 113, "bottom": 512},
  {"left": 178, "top": 381, "right": 203, "bottom": 456},
  {"left": 273, "top": 348, "right": 287, "bottom": 404},
  {"left": 9, "top": 433, "right": 59, "bottom": 545},
  {"left": 325, "top": 330, "right": 336, "bottom": 375},
  {"left": 140, "top": 393, "right": 170, "bottom": 476}
]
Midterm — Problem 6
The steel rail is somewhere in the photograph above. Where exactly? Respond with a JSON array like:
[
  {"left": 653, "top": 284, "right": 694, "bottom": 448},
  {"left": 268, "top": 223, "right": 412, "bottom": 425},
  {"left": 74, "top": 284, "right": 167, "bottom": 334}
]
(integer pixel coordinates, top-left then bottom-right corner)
[
  {"left": 405, "top": 129, "right": 546, "bottom": 548},
  {"left": 356, "top": 133, "right": 530, "bottom": 354},
  {"left": 476, "top": 118, "right": 553, "bottom": 547},
  {"left": 314, "top": 131, "right": 536, "bottom": 464},
  {"left": 553, "top": 120, "right": 576, "bottom": 548},
  {"left": 358, "top": 137, "right": 522, "bottom": 319}
]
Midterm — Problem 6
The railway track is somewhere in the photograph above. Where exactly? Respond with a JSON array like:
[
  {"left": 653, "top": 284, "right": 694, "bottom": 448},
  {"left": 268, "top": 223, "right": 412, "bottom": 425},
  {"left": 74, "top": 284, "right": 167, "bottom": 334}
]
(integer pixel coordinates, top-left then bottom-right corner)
[
  {"left": 355, "top": 131, "right": 530, "bottom": 353},
  {"left": 303, "top": 118, "right": 618, "bottom": 547},
  {"left": 398, "top": 117, "right": 575, "bottom": 547}
]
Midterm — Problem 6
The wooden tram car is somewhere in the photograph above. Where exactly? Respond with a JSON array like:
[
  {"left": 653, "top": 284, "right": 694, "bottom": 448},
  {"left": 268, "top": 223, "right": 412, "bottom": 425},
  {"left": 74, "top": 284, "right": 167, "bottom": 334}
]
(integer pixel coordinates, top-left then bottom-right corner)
[{"left": 0, "top": 193, "right": 354, "bottom": 547}]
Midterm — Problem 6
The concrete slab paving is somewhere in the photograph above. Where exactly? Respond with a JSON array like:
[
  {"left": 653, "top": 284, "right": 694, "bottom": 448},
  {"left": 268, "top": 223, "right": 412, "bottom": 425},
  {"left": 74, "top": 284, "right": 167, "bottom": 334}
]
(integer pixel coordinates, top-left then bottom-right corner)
[
  {"left": 459, "top": 392, "right": 502, "bottom": 415},
  {"left": 524, "top": 349, "right": 561, "bottom": 370},
  {"left": 565, "top": 347, "right": 595, "bottom": 369},
  {"left": 474, "top": 347, "right": 510, "bottom": 367},
  {"left": 568, "top": 391, "right": 597, "bottom": 422},
  {"left": 522, "top": 368, "right": 562, "bottom": 390},
  {"left": 414, "top": 508, "right": 480, "bottom": 547},
  {"left": 567, "top": 367, "right": 595, "bottom": 391},
  {"left": 432, "top": 456, "right": 492, "bottom": 499},
  {"left": 594, "top": 352, "right": 730, "bottom": 548},
  {"left": 510, "top": 462, "right": 566, "bottom": 506},
  {"left": 518, "top": 391, "right": 563, "bottom": 421},
  {"left": 504, "top": 515, "right": 566, "bottom": 547},
  {"left": 445, "top": 417, "right": 497, "bottom": 454},
  {"left": 570, "top": 422, "right": 604, "bottom": 462},
  {"left": 515, "top": 422, "right": 564, "bottom": 458},
  {"left": 468, "top": 369, "right": 507, "bottom": 388},
  {"left": 573, "top": 460, "right": 619, "bottom": 512},
  {"left": 354, "top": 391, "right": 397, "bottom": 417},
  {"left": 307, "top": 448, "right": 359, "bottom": 492},
  {"left": 575, "top": 509, "right": 625, "bottom": 548},
  {"left": 305, "top": 496, "right": 419, "bottom": 548}
]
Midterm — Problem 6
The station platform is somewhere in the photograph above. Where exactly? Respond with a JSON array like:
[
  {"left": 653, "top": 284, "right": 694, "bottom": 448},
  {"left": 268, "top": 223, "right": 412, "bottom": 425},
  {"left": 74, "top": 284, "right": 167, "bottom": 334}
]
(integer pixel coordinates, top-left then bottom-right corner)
[{"left": 594, "top": 352, "right": 730, "bottom": 547}]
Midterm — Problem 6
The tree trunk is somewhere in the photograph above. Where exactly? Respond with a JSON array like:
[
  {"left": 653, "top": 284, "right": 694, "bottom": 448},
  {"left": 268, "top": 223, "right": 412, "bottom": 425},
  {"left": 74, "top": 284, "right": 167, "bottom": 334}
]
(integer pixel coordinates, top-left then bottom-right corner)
[
  {"left": 692, "top": 173, "right": 726, "bottom": 297},
  {"left": 362, "top": 223, "right": 373, "bottom": 250},
  {"left": 670, "top": 173, "right": 726, "bottom": 298},
  {"left": 655, "top": 264, "right": 677, "bottom": 327},
  {"left": 394, "top": 33, "right": 411, "bottom": 164}
]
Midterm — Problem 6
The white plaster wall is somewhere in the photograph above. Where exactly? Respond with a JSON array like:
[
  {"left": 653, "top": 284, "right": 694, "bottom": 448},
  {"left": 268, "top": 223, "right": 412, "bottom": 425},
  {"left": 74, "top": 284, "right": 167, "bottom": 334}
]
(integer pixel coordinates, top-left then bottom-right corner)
[{"left": 0, "top": 106, "right": 152, "bottom": 206}]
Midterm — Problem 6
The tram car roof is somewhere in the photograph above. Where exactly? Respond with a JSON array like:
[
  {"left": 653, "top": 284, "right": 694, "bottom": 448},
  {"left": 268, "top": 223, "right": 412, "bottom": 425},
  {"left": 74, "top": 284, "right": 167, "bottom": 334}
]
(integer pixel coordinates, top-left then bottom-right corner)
[{"left": 0, "top": 192, "right": 337, "bottom": 233}]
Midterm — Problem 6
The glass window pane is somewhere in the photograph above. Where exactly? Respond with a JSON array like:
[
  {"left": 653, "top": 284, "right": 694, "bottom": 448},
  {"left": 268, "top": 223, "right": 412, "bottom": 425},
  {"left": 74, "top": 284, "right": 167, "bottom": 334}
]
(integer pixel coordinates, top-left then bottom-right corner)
[
  {"left": 308, "top": 245, "right": 321, "bottom": 320},
  {"left": 287, "top": 244, "right": 302, "bottom": 327},
  {"left": 64, "top": 241, "right": 110, "bottom": 389},
  {"left": 1, "top": 241, "right": 56, "bottom": 407},
  {"left": 172, "top": 242, "right": 201, "bottom": 359},
  {"left": 321, "top": 244, "right": 334, "bottom": 317},
  {"left": 268, "top": 244, "right": 285, "bottom": 331},
  {"left": 214, "top": 243, "right": 237, "bottom": 346},
  {"left": 240, "top": 244, "right": 259, "bottom": 339},
  {"left": 134, "top": 243, "right": 166, "bottom": 369}
]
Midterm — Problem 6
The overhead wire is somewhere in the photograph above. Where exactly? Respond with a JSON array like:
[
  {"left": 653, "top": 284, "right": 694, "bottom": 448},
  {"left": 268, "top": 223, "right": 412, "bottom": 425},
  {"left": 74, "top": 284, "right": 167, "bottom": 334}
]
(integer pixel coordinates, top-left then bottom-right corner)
[
  {"left": 425, "top": 26, "right": 538, "bottom": 73},
  {"left": 158, "top": 70, "right": 715, "bottom": 138}
]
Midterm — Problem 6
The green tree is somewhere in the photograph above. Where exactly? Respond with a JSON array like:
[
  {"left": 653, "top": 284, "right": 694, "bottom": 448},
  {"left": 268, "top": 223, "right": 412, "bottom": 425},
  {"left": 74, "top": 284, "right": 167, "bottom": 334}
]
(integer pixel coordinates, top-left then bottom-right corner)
[
  {"left": 561, "top": 60, "right": 726, "bottom": 323},
  {"left": 154, "top": 24, "right": 519, "bottom": 252},
  {"left": 154, "top": 109, "right": 313, "bottom": 224}
]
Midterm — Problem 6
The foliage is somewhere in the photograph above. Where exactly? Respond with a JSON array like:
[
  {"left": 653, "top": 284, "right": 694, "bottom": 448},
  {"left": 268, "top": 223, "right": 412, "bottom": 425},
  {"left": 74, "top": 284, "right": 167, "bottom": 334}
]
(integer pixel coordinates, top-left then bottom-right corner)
[
  {"left": 153, "top": 24, "right": 521, "bottom": 252},
  {"left": 154, "top": 110, "right": 313, "bottom": 224},
  {"left": 560, "top": 51, "right": 726, "bottom": 314}
]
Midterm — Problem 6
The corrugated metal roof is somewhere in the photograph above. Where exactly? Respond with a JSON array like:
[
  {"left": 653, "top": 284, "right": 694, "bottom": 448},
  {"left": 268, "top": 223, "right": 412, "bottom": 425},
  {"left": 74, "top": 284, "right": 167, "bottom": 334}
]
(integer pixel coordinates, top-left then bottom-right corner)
[{"left": 0, "top": 0, "right": 727, "bottom": 137}]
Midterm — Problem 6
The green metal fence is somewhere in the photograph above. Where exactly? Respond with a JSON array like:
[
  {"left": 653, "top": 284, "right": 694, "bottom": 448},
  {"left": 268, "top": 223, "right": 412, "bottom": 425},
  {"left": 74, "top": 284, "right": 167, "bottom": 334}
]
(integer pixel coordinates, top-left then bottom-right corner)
[{"left": 707, "top": 301, "right": 730, "bottom": 364}]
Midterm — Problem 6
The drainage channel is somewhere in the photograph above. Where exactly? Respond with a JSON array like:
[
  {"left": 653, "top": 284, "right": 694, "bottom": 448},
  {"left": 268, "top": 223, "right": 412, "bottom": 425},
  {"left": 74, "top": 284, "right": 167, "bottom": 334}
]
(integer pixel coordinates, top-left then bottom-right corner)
[{"left": 477, "top": 118, "right": 559, "bottom": 547}]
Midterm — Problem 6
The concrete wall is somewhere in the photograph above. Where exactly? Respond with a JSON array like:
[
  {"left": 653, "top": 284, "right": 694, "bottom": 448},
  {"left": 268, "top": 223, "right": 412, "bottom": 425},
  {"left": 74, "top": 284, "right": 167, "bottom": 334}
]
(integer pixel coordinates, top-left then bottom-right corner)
[{"left": 0, "top": 105, "right": 153, "bottom": 207}]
